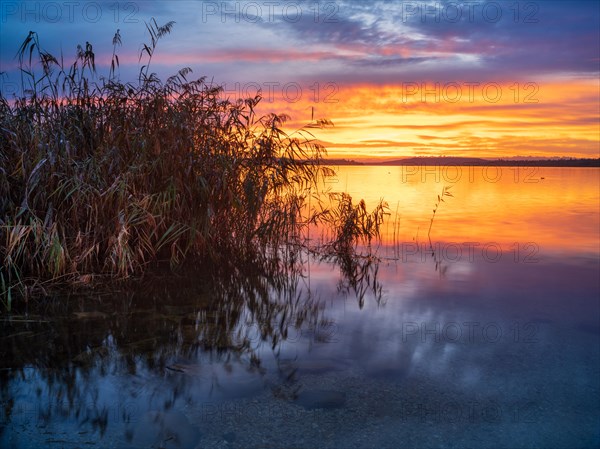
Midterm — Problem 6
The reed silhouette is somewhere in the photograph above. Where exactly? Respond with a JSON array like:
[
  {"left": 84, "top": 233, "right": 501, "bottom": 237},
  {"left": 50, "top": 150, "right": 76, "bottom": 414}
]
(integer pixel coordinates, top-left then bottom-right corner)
[{"left": 0, "top": 20, "right": 386, "bottom": 306}]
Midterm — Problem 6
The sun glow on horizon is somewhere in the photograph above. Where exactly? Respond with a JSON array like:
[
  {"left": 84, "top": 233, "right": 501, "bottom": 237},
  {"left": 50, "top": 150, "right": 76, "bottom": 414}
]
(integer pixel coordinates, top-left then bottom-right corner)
[
  {"left": 263, "top": 78, "right": 600, "bottom": 160},
  {"left": 1, "top": 1, "right": 597, "bottom": 162}
]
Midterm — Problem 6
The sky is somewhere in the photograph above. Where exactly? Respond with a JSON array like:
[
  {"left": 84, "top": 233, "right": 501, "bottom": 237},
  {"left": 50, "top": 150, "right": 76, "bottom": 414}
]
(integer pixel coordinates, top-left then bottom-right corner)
[{"left": 1, "top": 0, "right": 599, "bottom": 161}]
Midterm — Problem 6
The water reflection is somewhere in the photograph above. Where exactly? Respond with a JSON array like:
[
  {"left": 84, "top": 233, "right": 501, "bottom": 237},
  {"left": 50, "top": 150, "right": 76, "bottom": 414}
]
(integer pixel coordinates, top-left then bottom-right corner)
[
  {"left": 1, "top": 167, "right": 599, "bottom": 448},
  {"left": 334, "top": 166, "right": 600, "bottom": 254},
  {"left": 1, "top": 255, "right": 379, "bottom": 447},
  {"left": 319, "top": 252, "right": 383, "bottom": 308}
]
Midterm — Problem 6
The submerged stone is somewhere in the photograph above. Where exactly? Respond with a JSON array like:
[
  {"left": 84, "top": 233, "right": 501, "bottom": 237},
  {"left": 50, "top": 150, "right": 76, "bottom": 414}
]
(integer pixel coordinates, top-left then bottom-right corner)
[
  {"left": 128, "top": 410, "right": 200, "bottom": 448},
  {"left": 294, "top": 389, "right": 347, "bottom": 410},
  {"left": 223, "top": 431, "right": 236, "bottom": 443}
]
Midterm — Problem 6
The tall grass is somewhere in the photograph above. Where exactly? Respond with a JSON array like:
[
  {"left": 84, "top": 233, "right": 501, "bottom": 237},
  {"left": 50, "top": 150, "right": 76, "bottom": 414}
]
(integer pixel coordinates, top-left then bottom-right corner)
[
  {"left": 427, "top": 185, "right": 454, "bottom": 274},
  {"left": 428, "top": 185, "right": 454, "bottom": 239},
  {"left": 0, "top": 21, "right": 386, "bottom": 305}
]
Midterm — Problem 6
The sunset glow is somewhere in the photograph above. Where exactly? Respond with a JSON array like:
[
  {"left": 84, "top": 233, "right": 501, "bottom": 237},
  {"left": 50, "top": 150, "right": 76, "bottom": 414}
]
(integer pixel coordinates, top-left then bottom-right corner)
[
  {"left": 1, "top": 3, "right": 599, "bottom": 448},
  {"left": 1, "top": 1, "right": 598, "bottom": 161},
  {"left": 324, "top": 166, "right": 600, "bottom": 253}
]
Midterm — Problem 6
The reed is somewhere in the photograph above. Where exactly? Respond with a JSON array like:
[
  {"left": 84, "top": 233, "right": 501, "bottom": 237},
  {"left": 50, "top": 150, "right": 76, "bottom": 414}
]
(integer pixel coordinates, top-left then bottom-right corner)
[
  {"left": 0, "top": 21, "right": 386, "bottom": 306},
  {"left": 321, "top": 193, "right": 388, "bottom": 255},
  {"left": 428, "top": 185, "right": 454, "bottom": 239}
]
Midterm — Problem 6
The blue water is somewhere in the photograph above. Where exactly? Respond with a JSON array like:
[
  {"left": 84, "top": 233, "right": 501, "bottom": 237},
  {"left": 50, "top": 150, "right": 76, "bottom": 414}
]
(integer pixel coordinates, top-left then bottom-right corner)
[
  {"left": 1, "top": 169, "right": 599, "bottom": 449},
  {"left": 2, "top": 250, "right": 598, "bottom": 448}
]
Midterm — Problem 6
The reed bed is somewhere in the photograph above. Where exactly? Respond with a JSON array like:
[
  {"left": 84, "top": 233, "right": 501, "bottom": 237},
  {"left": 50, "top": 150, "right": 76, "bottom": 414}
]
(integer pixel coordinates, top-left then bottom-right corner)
[{"left": 0, "top": 21, "right": 387, "bottom": 307}]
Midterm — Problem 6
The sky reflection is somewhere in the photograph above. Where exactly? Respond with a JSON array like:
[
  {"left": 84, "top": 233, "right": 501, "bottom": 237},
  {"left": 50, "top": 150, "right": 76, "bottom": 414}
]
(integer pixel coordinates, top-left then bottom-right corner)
[{"left": 1, "top": 167, "right": 598, "bottom": 448}]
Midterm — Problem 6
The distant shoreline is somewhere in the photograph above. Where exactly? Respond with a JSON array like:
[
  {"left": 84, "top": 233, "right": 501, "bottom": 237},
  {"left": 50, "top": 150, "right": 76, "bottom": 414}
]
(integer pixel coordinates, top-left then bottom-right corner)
[{"left": 324, "top": 157, "right": 600, "bottom": 167}]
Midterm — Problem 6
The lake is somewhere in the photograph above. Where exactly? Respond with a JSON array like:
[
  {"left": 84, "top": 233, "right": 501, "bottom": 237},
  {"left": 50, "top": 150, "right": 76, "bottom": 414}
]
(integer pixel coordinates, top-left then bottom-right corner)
[{"left": 1, "top": 166, "right": 599, "bottom": 448}]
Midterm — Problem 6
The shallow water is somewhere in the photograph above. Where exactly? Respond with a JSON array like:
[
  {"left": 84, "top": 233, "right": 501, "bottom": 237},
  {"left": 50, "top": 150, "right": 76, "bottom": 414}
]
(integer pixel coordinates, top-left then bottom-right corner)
[{"left": 1, "top": 167, "right": 599, "bottom": 448}]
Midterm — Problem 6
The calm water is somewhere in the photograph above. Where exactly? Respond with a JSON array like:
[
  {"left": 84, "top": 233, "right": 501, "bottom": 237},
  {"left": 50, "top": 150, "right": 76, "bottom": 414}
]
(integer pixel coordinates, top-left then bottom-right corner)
[{"left": 2, "top": 167, "right": 599, "bottom": 448}]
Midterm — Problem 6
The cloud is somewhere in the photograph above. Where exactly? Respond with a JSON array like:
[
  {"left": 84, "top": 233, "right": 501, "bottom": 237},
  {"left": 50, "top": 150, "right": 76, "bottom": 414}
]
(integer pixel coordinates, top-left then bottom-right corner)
[
  {"left": 397, "top": 0, "right": 600, "bottom": 76},
  {"left": 1, "top": 0, "right": 597, "bottom": 159}
]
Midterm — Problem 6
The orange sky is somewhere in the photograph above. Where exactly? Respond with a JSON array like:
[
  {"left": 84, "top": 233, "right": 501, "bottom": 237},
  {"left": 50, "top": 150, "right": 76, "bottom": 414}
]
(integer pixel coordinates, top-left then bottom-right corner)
[
  {"left": 259, "top": 79, "right": 600, "bottom": 161},
  {"left": 2, "top": 1, "right": 598, "bottom": 161}
]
